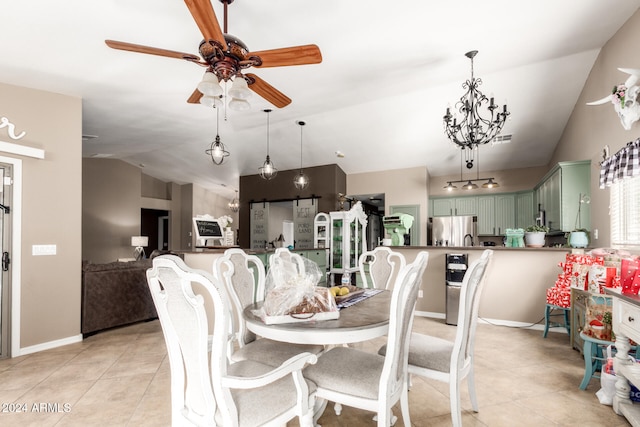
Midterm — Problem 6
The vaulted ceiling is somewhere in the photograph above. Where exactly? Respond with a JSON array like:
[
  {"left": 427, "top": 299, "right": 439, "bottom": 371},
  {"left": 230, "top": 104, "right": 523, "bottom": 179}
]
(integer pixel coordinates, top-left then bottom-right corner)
[{"left": 2, "top": 1, "right": 639, "bottom": 198}]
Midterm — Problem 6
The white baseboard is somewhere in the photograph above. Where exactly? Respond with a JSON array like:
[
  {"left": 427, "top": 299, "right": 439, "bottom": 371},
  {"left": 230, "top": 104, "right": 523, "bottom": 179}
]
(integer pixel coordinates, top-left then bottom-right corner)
[
  {"left": 18, "top": 334, "right": 83, "bottom": 356},
  {"left": 415, "top": 311, "right": 554, "bottom": 332}
]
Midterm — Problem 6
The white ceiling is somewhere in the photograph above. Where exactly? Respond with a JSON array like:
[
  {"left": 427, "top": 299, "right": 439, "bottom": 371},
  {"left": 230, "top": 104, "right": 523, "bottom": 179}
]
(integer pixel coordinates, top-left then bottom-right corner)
[{"left": 2, "top": 1, "right": 639, "bottom": 198}]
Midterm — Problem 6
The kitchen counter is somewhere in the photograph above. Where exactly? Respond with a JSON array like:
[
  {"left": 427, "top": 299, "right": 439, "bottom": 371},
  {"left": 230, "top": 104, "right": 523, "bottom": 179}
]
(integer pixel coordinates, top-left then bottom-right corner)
[{"left": 392, "top": 246, "right": 573, "bottom": 327}]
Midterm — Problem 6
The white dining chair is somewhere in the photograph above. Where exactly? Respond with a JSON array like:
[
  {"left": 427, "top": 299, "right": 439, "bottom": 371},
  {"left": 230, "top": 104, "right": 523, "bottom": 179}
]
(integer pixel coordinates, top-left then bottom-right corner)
[
  {"left": 269, "top": 247, "right": 306, "bottom": 277},
  {"left": 146, "top": 254, "right": 318, "bottom": 427},
  {"left": 303, "top": 251, "right": 429, "bottom": 427},
  {"left": 214, "top": 248, "right": 324, "bottom": 367},
  {"left": 381, "top": 249, "right": 493, "bottom": 427},
  {"left": 359, "top": 246, "right": 406, "bottom": 290}
]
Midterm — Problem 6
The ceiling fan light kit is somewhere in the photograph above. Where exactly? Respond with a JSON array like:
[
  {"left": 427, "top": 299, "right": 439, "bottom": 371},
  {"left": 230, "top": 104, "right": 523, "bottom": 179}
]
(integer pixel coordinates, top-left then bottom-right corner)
[{"left": 106, "top": 0, "right": 322, "bottom": 111}]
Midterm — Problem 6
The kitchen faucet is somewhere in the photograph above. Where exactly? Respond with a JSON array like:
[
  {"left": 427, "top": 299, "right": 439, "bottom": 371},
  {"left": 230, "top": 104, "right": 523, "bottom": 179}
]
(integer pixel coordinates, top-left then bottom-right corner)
[{"left": 464, "top": 234, "right": 474, "bottom": 246}]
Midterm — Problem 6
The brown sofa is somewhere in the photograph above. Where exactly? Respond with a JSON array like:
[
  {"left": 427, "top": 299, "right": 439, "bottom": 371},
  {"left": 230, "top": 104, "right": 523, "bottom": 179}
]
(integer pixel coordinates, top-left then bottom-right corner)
[{"left": 81, "top": 259, "right": 157, "bottom": 336}]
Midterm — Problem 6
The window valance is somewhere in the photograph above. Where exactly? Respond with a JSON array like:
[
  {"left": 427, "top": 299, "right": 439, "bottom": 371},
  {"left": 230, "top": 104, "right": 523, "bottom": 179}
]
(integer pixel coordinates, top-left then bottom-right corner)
[{"left": 599, "top": 138, "right": 640, "bottom": 188}]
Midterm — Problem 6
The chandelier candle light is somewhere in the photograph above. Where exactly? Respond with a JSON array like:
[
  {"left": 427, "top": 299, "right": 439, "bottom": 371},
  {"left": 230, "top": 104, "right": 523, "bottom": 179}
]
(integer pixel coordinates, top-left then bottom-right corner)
[
  {"left": 259, "top": 109, "right": 278, "bottom": 180},
  {"left": 294, "top": 121, "right": 309, "bottom": 189},
  {"left": 443, "top": 50, "right": 510, "bottom": 170}
]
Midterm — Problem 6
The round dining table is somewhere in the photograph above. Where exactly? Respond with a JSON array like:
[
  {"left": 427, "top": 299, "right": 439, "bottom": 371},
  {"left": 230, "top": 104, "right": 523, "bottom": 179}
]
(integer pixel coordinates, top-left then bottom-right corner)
[{"left": 242, "top": 290, "right": 391, "bottom": 345}]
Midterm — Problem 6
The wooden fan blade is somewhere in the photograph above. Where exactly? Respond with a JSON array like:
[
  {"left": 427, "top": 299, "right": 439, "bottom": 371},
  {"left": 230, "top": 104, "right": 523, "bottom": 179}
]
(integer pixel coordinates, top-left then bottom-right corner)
[
  {"left": 187, "top": 89, "right": 203, "bottom": 104},
  {"left": 105, "top": 40, "right": 200, "bottom": 61},
  {"left": 252, "top": 44, "right": 322, "bottom": 68},
  {"left": 184, "top": 0, "right": 226, "bottom": 48},
  {"left": 246, "top": 73, "right": 291, "bottom": 108}
]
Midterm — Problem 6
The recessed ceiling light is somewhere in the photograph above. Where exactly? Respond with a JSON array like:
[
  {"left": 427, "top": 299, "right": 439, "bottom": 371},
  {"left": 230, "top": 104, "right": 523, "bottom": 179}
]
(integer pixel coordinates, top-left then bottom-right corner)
[
  {"left": 82, "top": 134, "right": 99, "bottom": 141},
  {"left": 335, "top": 151, "right": 345, "bottom": 158},
  {"left": 89, "top": 153, "right": 112, "bottom": 158}
]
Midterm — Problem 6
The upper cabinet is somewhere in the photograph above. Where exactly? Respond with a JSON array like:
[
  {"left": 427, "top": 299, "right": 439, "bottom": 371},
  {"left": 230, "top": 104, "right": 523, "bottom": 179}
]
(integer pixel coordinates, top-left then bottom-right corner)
[
  {"left": 534, "top": 161, "right": 590, "bottom": 232},
  {"left": 515, "top": 191, "right": 535, "bottom": 229},
  {"left": 432, "top": 196, "right": 477, "bottom": 216}
]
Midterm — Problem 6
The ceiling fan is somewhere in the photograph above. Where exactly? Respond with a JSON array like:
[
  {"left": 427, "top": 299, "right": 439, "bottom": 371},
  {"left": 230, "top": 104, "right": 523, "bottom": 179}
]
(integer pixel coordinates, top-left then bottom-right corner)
[{"left": 105, "top": 0, "right": 322, "bottom": 109}]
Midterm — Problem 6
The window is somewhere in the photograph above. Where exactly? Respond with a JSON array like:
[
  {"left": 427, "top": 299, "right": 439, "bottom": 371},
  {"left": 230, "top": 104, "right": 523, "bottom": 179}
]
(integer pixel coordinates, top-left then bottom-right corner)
[{"left": 610, "top": 175, "right": 640, "bottom": 248}]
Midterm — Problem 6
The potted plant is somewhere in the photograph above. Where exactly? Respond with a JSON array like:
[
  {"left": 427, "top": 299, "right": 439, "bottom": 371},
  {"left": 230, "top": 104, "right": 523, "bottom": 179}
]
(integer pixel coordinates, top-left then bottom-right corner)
[
  {"left": 524, "top": 224, "right": 549, "bottom": 248},
  {"left": 568, "top": 193, "right": 590, "bottom": 248}
]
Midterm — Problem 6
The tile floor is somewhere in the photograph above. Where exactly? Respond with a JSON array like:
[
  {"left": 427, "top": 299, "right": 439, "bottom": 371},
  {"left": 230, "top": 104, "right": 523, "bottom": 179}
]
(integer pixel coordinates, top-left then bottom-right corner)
[{"left": 0, "top": 317, "right": 630, "bottom": 426}]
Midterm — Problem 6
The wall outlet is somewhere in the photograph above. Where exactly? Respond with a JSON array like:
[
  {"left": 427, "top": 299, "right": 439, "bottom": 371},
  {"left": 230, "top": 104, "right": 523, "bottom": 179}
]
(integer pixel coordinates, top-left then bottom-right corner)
[
  {"left": 32, "top": 244, "right": 56, "bottom": 256},
  {"left": 593, "top": 229, "right": 599, "bottom": 239},
  {"left": 418, "top": 290, "right": 423, "bottom": 298}
]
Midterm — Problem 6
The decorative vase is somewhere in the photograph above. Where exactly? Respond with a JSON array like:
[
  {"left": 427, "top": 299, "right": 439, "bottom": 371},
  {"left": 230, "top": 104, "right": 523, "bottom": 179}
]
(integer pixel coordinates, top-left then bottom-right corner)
[
  {"left": 524, "top": 232, "right": 546, "bottom": 248},
  {"left": 569, "top": 231, "right": 589, "bottom": 248},
  {"left": 224, "top": 227, "right": 234, "bottom": 246}
]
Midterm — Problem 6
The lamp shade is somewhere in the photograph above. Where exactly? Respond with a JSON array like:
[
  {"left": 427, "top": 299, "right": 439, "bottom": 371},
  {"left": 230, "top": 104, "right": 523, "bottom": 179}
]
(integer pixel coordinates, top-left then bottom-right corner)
[{"left": 131, "top": 236, "right": 148, "bottom": 247}]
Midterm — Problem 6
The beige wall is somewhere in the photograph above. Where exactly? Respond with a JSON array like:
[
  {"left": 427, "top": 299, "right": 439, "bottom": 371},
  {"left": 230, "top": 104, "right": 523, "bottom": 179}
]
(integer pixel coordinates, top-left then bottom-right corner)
[
  {"left": 83, "top": 158, "right": 142, "bottom": 263},
  {"left": 550, "top": 10, "right": 640, "bottom": 248},
  {"left": 0, "top": 82, "right": 82, "bottom": 350},
  {"left": 347, "top": 166, "right": 429, "bottom": 245}
]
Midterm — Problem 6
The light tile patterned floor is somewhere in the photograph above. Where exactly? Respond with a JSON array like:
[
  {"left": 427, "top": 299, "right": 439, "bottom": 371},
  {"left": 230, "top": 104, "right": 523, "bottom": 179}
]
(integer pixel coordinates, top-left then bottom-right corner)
[{"left": 0, "top": 317, "right": 630, "bottom": 426}]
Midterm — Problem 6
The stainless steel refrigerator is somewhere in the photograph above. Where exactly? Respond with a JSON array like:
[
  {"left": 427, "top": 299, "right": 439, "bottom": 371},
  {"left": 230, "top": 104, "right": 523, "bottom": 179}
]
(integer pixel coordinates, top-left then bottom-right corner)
[{"left": 429, "top": 215, "right": 478, "bottom": 246}]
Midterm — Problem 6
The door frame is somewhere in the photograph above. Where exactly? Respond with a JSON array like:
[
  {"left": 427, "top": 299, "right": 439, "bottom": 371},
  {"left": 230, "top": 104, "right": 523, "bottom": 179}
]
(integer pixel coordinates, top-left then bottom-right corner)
[{"left": 0, "top": 156, "right": 21, "bottom": 357}]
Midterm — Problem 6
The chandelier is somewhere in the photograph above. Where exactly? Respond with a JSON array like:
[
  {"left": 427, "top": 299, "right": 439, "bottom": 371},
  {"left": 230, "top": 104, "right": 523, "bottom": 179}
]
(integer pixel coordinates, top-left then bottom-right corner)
[
  {"left": 444, "top": 146, "right": 499, "bottom": 191},
  {"left": 228, "top": 190, "right": 240, "bottom": 212},
  {"left": 293, "top": 121, "right": 309, "bottom": 190},
  {"left": 204, "top": 106, "right": 229, "bottom": 165},
  {"left": 259, "top": 109, "right": 278, "bottom": 180},
  {"left": 443, "top": 50, "right": 510, "bottom": 169}
]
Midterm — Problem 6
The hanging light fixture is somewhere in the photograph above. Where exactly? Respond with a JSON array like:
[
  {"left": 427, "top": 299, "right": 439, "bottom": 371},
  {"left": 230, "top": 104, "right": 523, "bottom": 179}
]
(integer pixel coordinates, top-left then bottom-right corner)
[
  {"left": 443, "top": 50, "right": 510, "bottom": 169},
  {"left": 443, "top": 146, "right": 499, "bottom": 191},
  {"left": 228, "top": 190, "right": 240, "bottom": 212},
  {"left": 205, "top": 106, "right": 229, "bottom": 165},
  {"left": 259, "top": 109, "right": 278, "bottom": 180},
  {"left": 293, "top": 121, "right": 309, "bottom": 190}
]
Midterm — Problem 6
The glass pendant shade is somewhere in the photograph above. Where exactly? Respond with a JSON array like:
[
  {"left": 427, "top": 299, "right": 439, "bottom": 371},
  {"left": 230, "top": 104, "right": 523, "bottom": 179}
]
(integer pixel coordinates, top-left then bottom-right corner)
[
  {"left": 294, "top": 171, "right": 309, "bottom": 189},
  {"left": 200, "top": 95, "right": 222, "bottom": 108},
  {"left": 259, "top": 155, "right": 277, "bottom": 180},
  {"left": 197, "top": 71, "right": 223, "bottom": 97},
  {"left": 229, "top": 76, "right": 251, "bottom": 100},
  {"left": 205, "top": 135, "right": 229, "bottom": 165},
  {"left": 228, "top": 98, "right": 250, "bottom": 111}
]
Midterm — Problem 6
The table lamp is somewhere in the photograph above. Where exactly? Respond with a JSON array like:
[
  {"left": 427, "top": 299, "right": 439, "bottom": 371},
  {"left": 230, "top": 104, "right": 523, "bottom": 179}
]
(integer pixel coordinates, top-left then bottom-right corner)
[{"left": 131, "top": 236, "right": 148, "bottom": 260}]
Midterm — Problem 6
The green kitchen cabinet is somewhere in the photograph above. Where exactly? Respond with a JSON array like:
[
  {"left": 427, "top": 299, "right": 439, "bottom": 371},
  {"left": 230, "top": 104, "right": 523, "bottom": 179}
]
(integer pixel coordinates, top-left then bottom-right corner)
[
  {"left": 495, "top": 194, "right": 515, "bottom": 235},
  {"left": 431, "top": 196, "right": 477, "bottom": 216},
  {"left": 476, "top": 195, "right": 515, "bottom": 235},
  {"left": 534, "top": 161, "right": 590, "bottom": 232},
  {"left": 515, "top": 191, "right": 535, "bottom": 229},
  {"left": 476, "top": 196, "right": 495, "bottom": 235}
]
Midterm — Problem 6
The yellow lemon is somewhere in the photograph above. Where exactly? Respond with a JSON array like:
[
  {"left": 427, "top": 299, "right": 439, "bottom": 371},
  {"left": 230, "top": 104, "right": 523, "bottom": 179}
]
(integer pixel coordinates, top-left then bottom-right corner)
[
  {"left": 339, "top": 287, "right": 350, "bottom": 296},
  {"left": 330, "top": 287, "right": 339, "bottom": 297}
]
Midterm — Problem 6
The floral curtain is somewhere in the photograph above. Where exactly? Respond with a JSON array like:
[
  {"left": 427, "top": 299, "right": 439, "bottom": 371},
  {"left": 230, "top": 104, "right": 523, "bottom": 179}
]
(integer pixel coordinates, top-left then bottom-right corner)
[{"left": 599, "top": 138, "right": 640, "bottom": 188}]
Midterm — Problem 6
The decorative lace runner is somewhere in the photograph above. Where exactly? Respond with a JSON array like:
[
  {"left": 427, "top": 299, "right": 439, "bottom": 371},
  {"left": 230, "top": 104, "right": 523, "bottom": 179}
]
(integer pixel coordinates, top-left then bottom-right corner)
[{"left": 337, "top": 289, "right": 384, "bottom": 309}]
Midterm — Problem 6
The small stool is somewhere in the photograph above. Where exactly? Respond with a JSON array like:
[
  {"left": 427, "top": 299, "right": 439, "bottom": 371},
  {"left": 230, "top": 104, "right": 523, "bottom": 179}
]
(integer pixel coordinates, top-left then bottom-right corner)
[{"left": 543, "top": 303, "right": 570, "bottom": 338}]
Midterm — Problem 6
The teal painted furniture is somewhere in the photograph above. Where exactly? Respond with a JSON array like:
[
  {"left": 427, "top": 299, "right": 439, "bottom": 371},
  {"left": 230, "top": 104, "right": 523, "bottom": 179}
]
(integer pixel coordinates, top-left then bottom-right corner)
[
  {"left": 543, "top": 303, "right": 570, "bottom": 338},
  {"left": 579, "top": 331, "right": 639, "bottom": 390}
]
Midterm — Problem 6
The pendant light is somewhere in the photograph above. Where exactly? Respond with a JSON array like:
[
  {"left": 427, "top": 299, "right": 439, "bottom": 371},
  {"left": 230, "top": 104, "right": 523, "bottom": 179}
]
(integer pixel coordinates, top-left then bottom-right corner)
[
  {"left": 259, "top": 109, "right": 278, "bottom": 180},
  {"left": 228, "top": 190, "right": 240, "bottom": 212},
  {"left": 205, "top": 106, "right": 229, "bottom": 165},
  {"left": 293, "top": 120, "right": 309, "bottom": 190}
]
